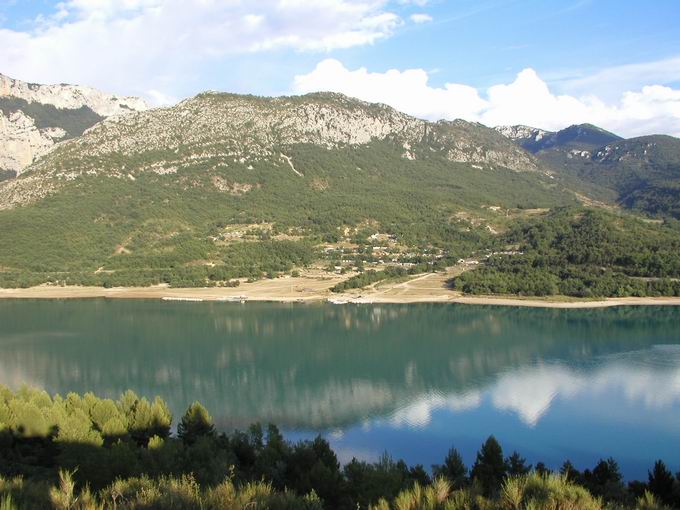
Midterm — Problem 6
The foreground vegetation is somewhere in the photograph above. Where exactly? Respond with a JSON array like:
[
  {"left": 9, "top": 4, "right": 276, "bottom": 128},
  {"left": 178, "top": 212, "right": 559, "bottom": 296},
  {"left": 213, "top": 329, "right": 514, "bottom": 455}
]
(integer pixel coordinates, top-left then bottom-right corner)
[
  {"left": 0, "top": 470, "right": 673, "bottom": 510},
  {"left": 2, "top": 387, "right": 680, "bottom": 509}
]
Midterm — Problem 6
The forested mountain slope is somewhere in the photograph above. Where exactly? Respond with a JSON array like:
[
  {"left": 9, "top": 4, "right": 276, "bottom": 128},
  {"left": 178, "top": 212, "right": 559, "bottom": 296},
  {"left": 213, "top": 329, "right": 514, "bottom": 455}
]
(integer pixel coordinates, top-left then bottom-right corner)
[{"left": 0, "top": 92, "right": 575, "bottom": 287}]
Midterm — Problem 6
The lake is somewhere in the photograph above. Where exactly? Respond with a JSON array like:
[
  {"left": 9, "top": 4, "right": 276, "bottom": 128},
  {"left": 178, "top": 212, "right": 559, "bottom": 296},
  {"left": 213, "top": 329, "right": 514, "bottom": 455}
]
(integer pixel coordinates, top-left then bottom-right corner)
[{"left": 0, "top": 299, "right": 679, "bottom": 480}]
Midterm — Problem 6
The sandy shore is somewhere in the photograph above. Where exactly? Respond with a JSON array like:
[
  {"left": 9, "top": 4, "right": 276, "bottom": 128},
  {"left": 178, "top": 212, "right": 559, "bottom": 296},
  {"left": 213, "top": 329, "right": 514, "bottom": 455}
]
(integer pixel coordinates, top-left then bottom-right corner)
[{"left": 1, "top": 271, "right": 679, "bottom": 308}]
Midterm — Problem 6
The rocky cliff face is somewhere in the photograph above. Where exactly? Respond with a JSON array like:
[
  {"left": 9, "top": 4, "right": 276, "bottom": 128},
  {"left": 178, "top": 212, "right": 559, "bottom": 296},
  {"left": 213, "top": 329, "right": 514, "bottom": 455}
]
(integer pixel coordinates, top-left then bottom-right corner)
[
  {"left": 34, "top": 92, "right": 537, "bottom": 175},
  {"left": 0, "top": 109, "right": 64, "bottom": 174},
  {"left": 495, "top": 125, "right": 550, "bottom": 144},
  {"left": 0, "top": 73, "right": 148, "bottom": 175},
  {"left": 0, "top": 74, "right": 147, "bottom": 117}
]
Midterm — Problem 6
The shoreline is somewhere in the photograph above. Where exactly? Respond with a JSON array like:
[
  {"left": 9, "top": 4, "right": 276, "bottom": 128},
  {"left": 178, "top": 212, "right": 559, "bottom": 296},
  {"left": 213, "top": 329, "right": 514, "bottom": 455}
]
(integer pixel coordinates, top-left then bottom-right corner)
[{"left": 1, "top": 279, "right": 680, "bottom": 308}]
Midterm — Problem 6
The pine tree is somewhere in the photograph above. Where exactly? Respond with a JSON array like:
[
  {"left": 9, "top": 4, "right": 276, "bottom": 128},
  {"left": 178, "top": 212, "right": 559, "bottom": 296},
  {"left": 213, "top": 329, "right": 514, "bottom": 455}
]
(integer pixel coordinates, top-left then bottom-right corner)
[
  {"left": 470, "top": 436, "right": 507, "bottom": 496},
  {"left": 506, "top": 451, "right": 531, "bottom": 476},
  {"left": 177, "top": 402, "right": 215, "bottom": 445},
  {"left": 432, "top": 447, "right": 468, "bottom": 488},
  {"left": 560, "top": 460, "right": 580, "bottom": 481},
  {"left": 648, "top": 460, "right": 675, "bottom": 506}
]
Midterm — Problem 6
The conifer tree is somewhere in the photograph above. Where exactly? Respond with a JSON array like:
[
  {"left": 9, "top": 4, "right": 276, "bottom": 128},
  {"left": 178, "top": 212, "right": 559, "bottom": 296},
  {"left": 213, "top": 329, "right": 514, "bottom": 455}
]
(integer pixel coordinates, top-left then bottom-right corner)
[
  {"left": 178, "top": 402, "right": 215, "bottom": 445},
  {"left": 470, "top": 436, "right": 507, "bottom": 496}
]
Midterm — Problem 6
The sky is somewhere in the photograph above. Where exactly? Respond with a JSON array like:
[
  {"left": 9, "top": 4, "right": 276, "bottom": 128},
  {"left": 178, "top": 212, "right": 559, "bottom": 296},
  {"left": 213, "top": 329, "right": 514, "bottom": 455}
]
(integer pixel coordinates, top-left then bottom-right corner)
[{"left": 1, "top": 0, "right": 679, "bottom": 137}]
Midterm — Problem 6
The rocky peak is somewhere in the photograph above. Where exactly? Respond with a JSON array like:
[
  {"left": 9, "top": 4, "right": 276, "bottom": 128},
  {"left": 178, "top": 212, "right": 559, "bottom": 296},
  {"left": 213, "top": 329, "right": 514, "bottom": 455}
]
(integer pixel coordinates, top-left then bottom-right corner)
[
  {"left": 0, "top": 72, "right": 148, "bottom": 175},
  {"left": 496, "top": 123, "right": 622, "bottom": 154},
  {"left": 495, "top": 124, "right": 550, "bottom": 143}
]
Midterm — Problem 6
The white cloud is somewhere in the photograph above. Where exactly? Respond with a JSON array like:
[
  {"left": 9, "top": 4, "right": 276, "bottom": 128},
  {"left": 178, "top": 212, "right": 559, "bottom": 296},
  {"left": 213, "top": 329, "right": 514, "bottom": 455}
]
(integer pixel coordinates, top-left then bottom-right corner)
[
  {"left": 293, "top": 59, "right": 680, "bottom": 137},
  {"left": 560, "top": 56, "right": 680, "bottom": 100},
  {"left": 293, "top": 58, "right": 487, "bottom": 121},
  {"left": 146, "top": 89, "right": 178, "bottom": 107},
  {"left": 410, "top": 13, "right": 432, "bottom": 23},
  {"left": 0, "top": 0, "right": 401, "bottom": 101}
]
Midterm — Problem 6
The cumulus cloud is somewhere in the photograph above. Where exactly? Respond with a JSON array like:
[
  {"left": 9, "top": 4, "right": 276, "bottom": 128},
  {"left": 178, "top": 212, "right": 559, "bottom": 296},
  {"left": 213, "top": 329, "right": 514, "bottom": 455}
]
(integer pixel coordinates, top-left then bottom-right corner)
[
  {"left": 410, "top": 13, "right": 433, "bottom": 23},
  {"left": 146, "top": 89, "right": 178, "bottom": 107},
  {"left": 293, "top": 58, "right": 487, "bottom": 121},
  {"left": 293, "top": 59, "right": 680, "bottom": 137},
  {"left": 0, "top": 0, "right": 401, "bottom": 103}
]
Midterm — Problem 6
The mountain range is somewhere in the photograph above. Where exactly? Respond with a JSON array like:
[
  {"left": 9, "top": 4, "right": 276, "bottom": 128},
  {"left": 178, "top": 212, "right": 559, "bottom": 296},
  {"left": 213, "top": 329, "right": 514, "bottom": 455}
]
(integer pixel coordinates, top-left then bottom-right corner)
[{"left": 0, "top": 73, "right": 678, "bottom": 293}]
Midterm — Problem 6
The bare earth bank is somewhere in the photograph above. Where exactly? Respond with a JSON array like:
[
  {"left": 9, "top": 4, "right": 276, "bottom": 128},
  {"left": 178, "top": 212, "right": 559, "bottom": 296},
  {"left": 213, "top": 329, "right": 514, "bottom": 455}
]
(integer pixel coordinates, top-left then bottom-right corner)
[{"left": 1, "top": 272, "right": 680, "bottom": 308}]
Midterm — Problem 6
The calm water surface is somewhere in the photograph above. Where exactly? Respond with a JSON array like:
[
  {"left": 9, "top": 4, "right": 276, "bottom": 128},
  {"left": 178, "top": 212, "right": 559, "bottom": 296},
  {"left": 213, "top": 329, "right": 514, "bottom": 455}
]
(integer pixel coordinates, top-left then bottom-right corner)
[{"left": 1, "top": 300, "right": 679, "bottom": 479}]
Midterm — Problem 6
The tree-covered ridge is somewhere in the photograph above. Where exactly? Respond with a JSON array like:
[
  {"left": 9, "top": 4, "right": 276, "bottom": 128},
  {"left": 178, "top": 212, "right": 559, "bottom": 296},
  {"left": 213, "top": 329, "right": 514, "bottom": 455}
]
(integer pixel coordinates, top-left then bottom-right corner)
[
  {"left": 1, "top": 387, "right": 679, "bottom": 510},
  {"left": 452, "top": 208, "right": 680, "bottom": 297}
]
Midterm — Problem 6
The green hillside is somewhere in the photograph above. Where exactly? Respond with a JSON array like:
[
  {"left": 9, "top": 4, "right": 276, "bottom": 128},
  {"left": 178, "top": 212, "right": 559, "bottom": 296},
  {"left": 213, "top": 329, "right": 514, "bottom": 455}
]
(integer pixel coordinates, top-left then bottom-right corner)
[
  {"left": 0, "top": 141, "right": 572, "bottom": 288},
  {"left": 452, "top": 207, "right": 680, "bottom": 297}
]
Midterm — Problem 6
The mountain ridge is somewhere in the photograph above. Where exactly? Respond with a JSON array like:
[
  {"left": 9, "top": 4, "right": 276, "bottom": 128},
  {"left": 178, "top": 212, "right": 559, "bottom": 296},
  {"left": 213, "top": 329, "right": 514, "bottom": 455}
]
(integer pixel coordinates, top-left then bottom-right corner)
[
  {"left": 1, "top": 90, "right": 543, "bottom": 210},
  {"left": 0, "top": 73, "right": 148, "bottom": 116}
]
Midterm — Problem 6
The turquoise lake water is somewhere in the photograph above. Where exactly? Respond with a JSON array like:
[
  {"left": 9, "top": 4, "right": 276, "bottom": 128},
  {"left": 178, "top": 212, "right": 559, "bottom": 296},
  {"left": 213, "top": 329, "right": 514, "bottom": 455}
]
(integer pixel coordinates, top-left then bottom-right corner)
[{"left": 0, "top": 299, "right": 679, "bottom": 479}]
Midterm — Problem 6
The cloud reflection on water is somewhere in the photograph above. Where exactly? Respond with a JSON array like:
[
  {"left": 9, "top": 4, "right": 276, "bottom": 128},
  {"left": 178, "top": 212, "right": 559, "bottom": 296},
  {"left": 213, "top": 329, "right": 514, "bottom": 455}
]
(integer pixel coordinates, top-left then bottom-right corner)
[{"left": 385, "top": 346, "right": 680, "bottom": 428}]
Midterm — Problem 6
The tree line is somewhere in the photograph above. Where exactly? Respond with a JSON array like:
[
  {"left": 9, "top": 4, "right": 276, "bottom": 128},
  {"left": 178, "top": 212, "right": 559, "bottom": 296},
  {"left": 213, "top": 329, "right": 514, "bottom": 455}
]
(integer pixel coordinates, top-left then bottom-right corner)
[{"left": 452, "top": 208, "right": 680, "bottom": 298}]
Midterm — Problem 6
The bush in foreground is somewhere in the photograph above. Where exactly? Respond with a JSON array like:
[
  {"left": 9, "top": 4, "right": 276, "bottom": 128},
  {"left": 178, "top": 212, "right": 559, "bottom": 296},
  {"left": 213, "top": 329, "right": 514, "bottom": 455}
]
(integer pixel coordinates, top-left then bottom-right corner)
[{"left": 2, "top": 386, "right": 680, "bottom": 509}]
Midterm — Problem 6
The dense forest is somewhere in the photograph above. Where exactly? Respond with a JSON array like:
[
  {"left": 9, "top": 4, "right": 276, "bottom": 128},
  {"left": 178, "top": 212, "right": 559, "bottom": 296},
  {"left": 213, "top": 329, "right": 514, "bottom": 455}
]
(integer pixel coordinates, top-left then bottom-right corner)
[
  {"left": 452, "top": 208, "right": 680, "bottom": 298},
  {"left": 1, "top": 387, "right": 679, "bottom": 509}
]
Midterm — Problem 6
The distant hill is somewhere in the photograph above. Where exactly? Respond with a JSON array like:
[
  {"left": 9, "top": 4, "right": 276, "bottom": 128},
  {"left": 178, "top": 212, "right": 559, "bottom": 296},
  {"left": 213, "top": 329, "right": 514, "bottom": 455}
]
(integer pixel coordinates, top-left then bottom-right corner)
[
  {"left": 0, "top": 73, "right": 147, "bottom": 178},
  {"left": 496, "top": 123, "right": 622, "bottom": 154},
  {"left": 496, "top": 123, "right": 680, "bottom": 217}
]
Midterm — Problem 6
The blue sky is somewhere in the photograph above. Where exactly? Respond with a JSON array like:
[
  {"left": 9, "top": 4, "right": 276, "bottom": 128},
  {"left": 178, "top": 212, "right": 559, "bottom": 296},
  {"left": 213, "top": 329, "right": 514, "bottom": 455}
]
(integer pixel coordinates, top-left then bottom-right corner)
[{"left": 1, "top": 0, "right": 679, "bottom": 136}]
